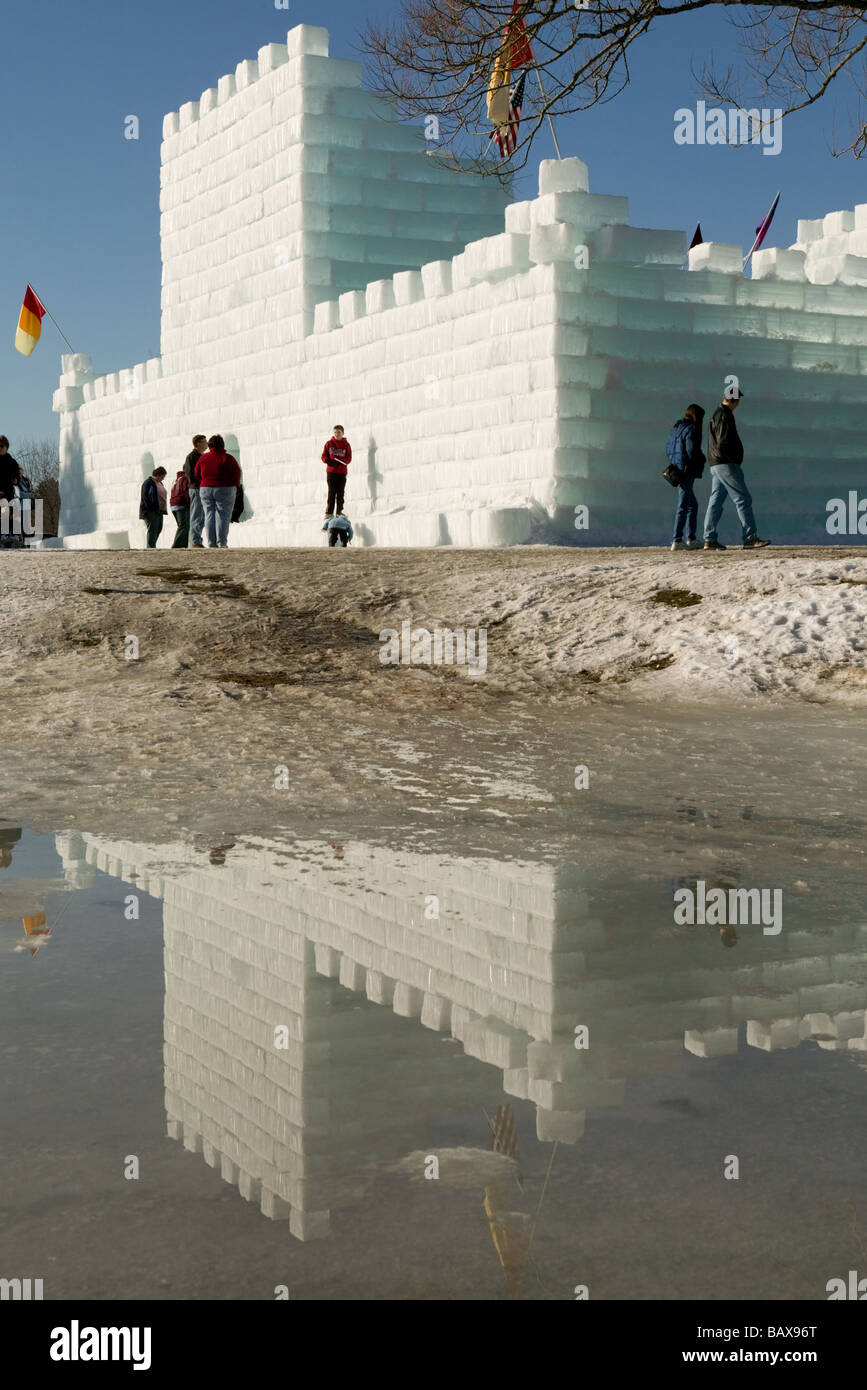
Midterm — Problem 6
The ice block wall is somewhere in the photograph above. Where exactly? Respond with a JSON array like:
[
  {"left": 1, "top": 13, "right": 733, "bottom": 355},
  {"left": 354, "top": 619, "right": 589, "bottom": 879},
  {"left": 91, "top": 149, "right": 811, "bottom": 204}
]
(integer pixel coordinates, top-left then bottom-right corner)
[{"left": 53, "top": 24, "right": 867, "bottom": 548}]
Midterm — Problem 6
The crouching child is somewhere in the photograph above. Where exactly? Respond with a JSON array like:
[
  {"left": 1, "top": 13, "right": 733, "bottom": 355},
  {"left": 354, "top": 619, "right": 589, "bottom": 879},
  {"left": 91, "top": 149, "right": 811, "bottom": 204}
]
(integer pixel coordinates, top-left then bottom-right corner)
[{"left": 324, "top": 514, "right": 353, "bottom": 548}]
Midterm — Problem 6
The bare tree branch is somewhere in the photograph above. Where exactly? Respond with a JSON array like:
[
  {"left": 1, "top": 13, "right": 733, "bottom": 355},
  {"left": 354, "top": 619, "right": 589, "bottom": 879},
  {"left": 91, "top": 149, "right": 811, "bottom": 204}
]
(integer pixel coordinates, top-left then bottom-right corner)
[{"left": 359, "top": 2, "right": 867, "bottom": 169}]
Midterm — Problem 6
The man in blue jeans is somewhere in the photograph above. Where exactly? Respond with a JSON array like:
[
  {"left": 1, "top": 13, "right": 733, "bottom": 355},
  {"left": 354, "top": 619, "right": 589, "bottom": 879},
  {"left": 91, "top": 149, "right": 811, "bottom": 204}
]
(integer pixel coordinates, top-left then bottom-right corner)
[
  {"left": 703, "top": 386, "right": 771, "bottom": 551},
  {"left": 194, "top": 434, "right": 240, "bottom": 548},
  {"left": 183, "top": 434, "right": 208, "bottom": 548}
]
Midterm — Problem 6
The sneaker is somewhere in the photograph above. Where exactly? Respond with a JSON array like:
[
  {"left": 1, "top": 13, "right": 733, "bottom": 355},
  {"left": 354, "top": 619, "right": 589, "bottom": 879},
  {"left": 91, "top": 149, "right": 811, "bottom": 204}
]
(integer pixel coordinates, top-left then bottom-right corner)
[
  {"left": 743, "top": 535, "right": 772, "bottom": 549},
  {"left": 685, "top": 539, "right": 702, "bottom": 550},
  {"left": 671, "top": 540, "right": 686, "bottom": 551},
  {"left": 703, "top": 540, "right": 727, "bottom": 551}
]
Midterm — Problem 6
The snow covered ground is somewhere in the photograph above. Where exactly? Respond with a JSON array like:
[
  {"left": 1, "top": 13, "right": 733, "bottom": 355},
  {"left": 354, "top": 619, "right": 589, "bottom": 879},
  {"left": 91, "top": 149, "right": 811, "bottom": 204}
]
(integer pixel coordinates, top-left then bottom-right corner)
[
  {"left": 6, "top": 545, "right": 862, "bottom": 700},
  {"left": 0, "top": 545, "right": 863, "bottom": 841}
]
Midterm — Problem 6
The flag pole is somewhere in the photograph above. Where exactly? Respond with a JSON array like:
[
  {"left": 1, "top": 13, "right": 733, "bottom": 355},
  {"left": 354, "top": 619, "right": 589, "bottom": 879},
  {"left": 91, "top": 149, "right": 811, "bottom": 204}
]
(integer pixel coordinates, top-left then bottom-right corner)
[
  {"left": 742, "top": 192, "right": 781, "bottom": 271},
  {"left": 532, "top": 66, "right": 562, "bottom": 159},
  {"left": 29, "top": 285, "right": 75, "bottom": 353}
]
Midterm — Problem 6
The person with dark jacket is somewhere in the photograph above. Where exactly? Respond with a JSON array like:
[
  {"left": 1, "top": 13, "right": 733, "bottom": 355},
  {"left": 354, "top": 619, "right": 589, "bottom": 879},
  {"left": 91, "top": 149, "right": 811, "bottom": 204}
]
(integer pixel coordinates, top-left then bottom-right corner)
[
  {"left": 0, "top": 436, "right": 23, "bottom": 548},
  {"left": 702, "top": 387, "right": 771, "bottom": 550},
  {"left": 183, "top": 434, "right": 208, "bottom": 548},
  {"left": 667, "top": 404, "right": 705, "bottom": 550},
  {"left": 0, "top": 436, "right": 21, "bottom": 502},
  {"left": 139, "top": 466, "right": 168, "bottom": 548},
  {"left": 321, "top": 425, "right": 351, "bottom": 524},
  {"left": 194, "top": 434, "right": 240, "bottom": 548}
]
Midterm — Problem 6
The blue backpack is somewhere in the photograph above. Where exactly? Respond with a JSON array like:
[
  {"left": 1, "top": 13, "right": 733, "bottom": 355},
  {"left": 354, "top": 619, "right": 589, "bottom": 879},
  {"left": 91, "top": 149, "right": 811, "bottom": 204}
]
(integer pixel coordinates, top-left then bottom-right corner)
[{"left": 666, "top": 421, "right": 690, "bottom": 472}]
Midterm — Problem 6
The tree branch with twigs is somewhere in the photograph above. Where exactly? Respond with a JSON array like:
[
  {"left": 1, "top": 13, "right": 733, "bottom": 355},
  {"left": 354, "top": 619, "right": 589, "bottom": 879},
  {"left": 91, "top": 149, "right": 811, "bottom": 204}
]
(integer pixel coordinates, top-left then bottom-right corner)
[{"left": 360, "top": 1, "right": 867, "bottom": 171}]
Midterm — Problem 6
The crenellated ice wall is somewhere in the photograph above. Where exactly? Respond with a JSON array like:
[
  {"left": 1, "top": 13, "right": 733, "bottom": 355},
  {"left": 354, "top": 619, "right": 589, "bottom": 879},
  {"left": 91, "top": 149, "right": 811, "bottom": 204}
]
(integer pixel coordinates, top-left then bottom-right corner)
[{"left": 52, "top": 23, "right": 867, "bottom": 548}]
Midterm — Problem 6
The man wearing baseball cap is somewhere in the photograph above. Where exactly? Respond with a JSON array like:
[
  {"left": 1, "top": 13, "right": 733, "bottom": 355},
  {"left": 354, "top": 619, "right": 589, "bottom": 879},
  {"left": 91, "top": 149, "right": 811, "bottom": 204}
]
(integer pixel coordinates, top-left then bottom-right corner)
[{"left": 703, "top": 382, "right": 771, "bottom": 550}]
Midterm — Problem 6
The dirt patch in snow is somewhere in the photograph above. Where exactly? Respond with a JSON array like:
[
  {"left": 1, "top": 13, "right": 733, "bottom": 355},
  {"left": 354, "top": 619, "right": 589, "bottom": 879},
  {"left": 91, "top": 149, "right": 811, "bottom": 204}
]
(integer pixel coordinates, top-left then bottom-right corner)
[{"left": 0, "top": 545, "right": 864, "bottom": 841}]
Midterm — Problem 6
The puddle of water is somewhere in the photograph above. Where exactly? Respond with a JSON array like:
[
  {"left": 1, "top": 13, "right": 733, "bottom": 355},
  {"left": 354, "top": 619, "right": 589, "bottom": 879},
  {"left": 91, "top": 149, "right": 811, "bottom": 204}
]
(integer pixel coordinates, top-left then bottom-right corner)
[{"left": 2, "top": 702, "right": 866, "bottom": 1301}]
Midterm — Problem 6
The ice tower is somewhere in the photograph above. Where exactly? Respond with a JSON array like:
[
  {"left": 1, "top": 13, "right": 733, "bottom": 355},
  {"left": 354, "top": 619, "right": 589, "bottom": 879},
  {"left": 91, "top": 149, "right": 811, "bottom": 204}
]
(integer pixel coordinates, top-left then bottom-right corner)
[{"left": 52, "top": 24, "right": 866, "bottom": 548}]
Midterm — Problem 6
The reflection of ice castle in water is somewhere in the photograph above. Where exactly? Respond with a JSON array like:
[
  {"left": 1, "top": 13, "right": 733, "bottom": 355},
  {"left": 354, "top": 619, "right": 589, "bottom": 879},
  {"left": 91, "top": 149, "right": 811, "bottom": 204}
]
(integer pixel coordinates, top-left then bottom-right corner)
[
  {"left": 50, "top": 25, "right": 867, "bottom": 549},
  {"left": 55, "top": 831, "right": 867, "bottom": 1240}
]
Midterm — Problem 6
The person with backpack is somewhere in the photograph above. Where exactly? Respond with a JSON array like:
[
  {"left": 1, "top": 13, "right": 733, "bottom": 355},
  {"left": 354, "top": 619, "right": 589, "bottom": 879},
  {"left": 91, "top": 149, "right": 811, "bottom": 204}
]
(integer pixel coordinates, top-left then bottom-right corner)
[
  {"left": 321, "top": 425, "right": 351, "bottom": 526},
  {"left": 665, "top": 405, "right": 705, "bottom": 551},
  {"left": 702, "top": 387, "right": 771, "bottom": 550},
  {"left": 169, "top": 468, "right": 190, "bottom": 548}
]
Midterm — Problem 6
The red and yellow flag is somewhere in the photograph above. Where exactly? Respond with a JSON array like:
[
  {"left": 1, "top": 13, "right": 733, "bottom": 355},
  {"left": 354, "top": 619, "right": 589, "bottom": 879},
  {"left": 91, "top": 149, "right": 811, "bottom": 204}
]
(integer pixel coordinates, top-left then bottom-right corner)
[
  {"left": 15, "top": 285, "right": 46, "bottom": 357},
  {"left": 505, "top": 1, "right": 535, "bottom": 69}
]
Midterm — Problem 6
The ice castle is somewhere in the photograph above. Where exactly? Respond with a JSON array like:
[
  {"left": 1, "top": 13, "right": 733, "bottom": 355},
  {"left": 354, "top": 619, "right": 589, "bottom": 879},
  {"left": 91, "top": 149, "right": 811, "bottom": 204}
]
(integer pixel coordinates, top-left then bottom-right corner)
[{"left": 52, "top": 23, "right": 866, "bottom": 548}]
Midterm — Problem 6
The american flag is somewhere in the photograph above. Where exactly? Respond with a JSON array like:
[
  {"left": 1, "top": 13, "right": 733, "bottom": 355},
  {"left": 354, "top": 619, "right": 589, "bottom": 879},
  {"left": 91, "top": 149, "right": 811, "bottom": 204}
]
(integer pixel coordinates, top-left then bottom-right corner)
[{"left": 495, "top": 68, "right": 527, "bottom": 159}]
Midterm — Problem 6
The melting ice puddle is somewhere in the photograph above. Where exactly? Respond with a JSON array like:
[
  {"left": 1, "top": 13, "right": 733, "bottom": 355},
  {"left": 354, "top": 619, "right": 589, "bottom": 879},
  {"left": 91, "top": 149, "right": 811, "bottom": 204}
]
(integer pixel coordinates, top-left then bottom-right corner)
[{"left": 2, "top": 797, "right": 867, "bottom": 1301}]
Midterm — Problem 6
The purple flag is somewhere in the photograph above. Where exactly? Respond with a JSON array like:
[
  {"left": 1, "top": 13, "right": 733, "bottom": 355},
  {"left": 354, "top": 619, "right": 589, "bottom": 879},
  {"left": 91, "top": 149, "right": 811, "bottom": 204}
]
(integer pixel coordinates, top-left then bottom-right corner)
[{"left": 744, "top": 192, "right": 780, "bottom": 267}]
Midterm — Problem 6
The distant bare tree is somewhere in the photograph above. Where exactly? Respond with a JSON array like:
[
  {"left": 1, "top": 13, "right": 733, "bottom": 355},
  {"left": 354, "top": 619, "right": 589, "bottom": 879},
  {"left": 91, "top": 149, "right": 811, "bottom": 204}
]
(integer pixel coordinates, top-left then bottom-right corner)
[
  {"left": 15, "top": 437, "right": 60, "bottom": 537},
  {"left": 361, "top": 2, "right": 867, "bottom": 171}
]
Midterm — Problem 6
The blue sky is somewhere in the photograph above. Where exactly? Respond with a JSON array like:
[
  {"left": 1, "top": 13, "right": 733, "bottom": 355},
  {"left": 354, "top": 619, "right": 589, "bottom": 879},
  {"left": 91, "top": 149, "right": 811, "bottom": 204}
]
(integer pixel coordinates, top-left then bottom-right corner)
[{"left": 2, "top": 0, "right": 865, "bottom": 445}]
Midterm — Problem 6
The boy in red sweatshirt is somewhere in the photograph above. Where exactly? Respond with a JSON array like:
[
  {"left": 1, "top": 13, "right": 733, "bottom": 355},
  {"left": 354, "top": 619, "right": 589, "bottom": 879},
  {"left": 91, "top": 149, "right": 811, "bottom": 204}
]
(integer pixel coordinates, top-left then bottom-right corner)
[{"left": 321, "top": 425, "right": 351, "bottom": 525}]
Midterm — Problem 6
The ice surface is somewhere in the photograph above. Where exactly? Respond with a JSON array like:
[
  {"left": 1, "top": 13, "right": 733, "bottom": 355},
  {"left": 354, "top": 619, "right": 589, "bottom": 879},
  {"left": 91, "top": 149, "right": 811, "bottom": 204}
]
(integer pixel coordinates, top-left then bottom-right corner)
[
  {"left": 751, "top": 247, "right": 806, "bottom": 281},
  {"left": 235, "top": 59, "right": 258, "bottom": 91},
  {"left": 538, "top": 156, "right": 589, "bottom": 195},
  {"left": 529, "top": 221, "right": 577, "bottom": 263},
  {"left": 286, "top": 25, "right": 329, "bottom": 59},
  {"left": 688, "top": 242, "right": 743, "bottom": 274},
  {"left": 504, "top": 201, "right": 533, "bottom": 235},
  {"left": 421, "top": 260, "right": 452, "bottom": 297},
  {"left": 531, "top": 191, "right": 629, "bottom": 230},
  {"left": 338, "top": 290, "right": 365, "bottom": 325},
  {"left": 823, "top": 209, "right": 854, "bottom": 236},
  {"left": 462, "top": 233, "right": 530, "bottom": 284},
  {"left": 592, "top": 225, "right": 685, "bottom": 265},
  {"left": 393, "top": 270, "right": 423, "bottom": 306},
  {"left": 258, "top": 43, "right": 287, "bottom": 74},
  {"left": 796, "top": 218, "right": 823, "bottom": 243}
]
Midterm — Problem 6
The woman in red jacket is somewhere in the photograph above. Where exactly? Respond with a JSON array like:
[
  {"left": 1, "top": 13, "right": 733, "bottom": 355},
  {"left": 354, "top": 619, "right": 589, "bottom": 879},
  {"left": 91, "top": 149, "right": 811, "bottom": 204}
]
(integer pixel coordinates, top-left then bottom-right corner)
[{"left": 194, "top": 434, "right": 241, "bottom": 548}]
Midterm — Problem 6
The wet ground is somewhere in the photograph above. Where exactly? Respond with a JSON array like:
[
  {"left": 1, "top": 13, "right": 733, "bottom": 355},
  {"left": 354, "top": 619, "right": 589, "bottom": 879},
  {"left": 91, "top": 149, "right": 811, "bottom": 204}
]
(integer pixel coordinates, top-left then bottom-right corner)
[{"left": 1, "top": 700, "right": 865, "bottom": 1300}]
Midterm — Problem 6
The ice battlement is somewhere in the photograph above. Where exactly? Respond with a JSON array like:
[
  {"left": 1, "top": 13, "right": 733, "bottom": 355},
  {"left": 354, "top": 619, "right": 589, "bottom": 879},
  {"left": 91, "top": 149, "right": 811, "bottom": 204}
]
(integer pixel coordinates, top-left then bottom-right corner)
[{"left": 160, "top": 27, "right": 335, "bottom": 144}]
